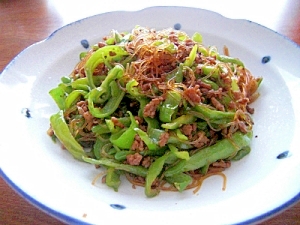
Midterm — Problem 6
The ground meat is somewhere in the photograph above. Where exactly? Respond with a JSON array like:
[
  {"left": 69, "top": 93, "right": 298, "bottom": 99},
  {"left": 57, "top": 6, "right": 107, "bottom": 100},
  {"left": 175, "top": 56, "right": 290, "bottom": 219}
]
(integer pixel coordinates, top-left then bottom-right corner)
[
  {"left": 141, "top": 83, "right": 152, "bottom": 92},
  {"left": 93, "top": 63, "right": 107, "bottom": 76},
  {"left": 207, "top": 87, "right": 224, "bottom": 99},
  {"left": 126, "top": 153, "right": 143, "bottom": 166},
  {"left": 183, "top": 85, "right": 202, "bottom": 105},
  {"left": 143, "top": 97, "right": 163, "bottom": 118},
  {"left": 233, "top": 91, "right": 244, "bottom": 102},
  {"left": 211, "top": 97, "right": 225, "bottom": 111},
  {"left": 97, "top": 42, "right": 106, "bottom": 48},
  {"left": 237, "top": 97, "right": 249, "bottom": 105},
  {"left": 77, "top": 101, "right": 88, "bottom": 112},
  {"left": 228, "top": 101, "right": 237, "bottom": 111},
  {"left": 181, "top": 123, "right": 197, "bottom": 136},
  {"left": 158, "top": 132, "right": 170, "bottom": 147},
  {"left": 111, "top": 117, "right": 125, "bottom": 128},
  {"left": 134, "top": 116, "right": 143, "bottom": 124},
  {"left": 246, "top": 105, "right": 255, "bottom": 114},
  {"left": 220, "top": 73, "right": 232, "bottom": 86},
  {"left": 238, "top": 121, "right": 249, "bottom": 133},
  {"left": 47, "top": 127, "right": 54, "bottom": 136},
  {"left": 212, "top": 160, "right": 231, "bottom": 168},
  {"left": 83, "top": 111, "right": 93, "bottom": 121},
  {"left": 131, "top": 135, "right": 145, "bottom": 151},
  {"left": 141, "top": 156, "right": 152, "bottom": 168},
  {"left": 192, "top": 131, "right": 209, "bottom": 148},
  {"left": 198, "top": 81, "right": 212, "bottom": 90},
  {"left": 76, "top": 101, "right": 95, "bottom": 130},
  {"left": 208, "top": 160, "right": 231, "bottom": 173}
]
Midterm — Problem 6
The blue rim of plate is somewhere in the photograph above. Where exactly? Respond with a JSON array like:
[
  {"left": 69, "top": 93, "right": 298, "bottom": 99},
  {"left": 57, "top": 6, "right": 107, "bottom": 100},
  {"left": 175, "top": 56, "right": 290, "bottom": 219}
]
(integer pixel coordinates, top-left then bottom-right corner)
[
  {"left": 0, "top": 168, "right": 90, "bottom": 225},
  {"left": 2, "top": 161, "right": 300, "bottom": 225},
  {"left": 0, "top": 6, "right": 300, "bottom": 225}
]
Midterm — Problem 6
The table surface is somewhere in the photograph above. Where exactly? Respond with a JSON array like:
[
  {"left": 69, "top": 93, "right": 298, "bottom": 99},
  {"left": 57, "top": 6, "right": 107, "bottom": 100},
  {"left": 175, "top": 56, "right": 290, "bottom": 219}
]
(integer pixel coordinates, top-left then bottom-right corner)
[{"left": 0, "top": 0, "right": 299, "bottom": 224}]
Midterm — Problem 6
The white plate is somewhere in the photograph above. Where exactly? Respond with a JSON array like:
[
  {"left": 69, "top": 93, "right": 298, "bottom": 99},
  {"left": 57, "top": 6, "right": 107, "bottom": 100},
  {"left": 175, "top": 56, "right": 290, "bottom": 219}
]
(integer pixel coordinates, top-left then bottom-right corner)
[{"left": 1, "top": 6, "right": 300, "bottom": 225}]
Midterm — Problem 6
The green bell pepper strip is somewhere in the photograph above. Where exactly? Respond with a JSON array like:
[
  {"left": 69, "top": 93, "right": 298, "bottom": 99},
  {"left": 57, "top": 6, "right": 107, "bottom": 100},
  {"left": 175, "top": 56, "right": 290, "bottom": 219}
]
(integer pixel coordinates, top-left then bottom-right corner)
[
  {"left": 88, "top": 79, "right": 125, "bottom": 118},
  {"left": 88, "top": 65, "right": 124, "bottom": 105},
  {"left": 201, "top": 78, "right": 219, "bottom": 90},
  {"left": 93, "top": 136, "right": 110, "bottom": 159},
  {"left": 166, "top": 63, "right": 184, "bottom": 83},
  {"left": 82, "top": 156, "right": 148, "bottom": 177},
  {"left": 230, "top": 146, "right": 251, "bottom": 161},
  {"left": 114, "top": 150, "right": 135, "bottom": 161},
  {"left": 145, "top": 153, "right": 170, "bottom": 197},
  {"left": 147, "top": 128, "right": 191, "bottom": 150},
  {"left": 164, "top": 131, "right": 253, "bottom": 177},
  {"left": 161, "top": 114, "right": 196, "bottom": 130},
  {"left": 99, "top": 143, "right": 114, "bottom": 159},
  {"left": 71, "top": 76, "right": 105, "bottom": 91},
  {"left": 175, "top": 63, "right": 184, "bottom": 83},
  {"left": 106, "top": 116, "right": 132, "bottom": 130},
  {"left": 137, "top": 97, "right": 149, "bottom": 117},
  {"left": 200, "top": 65, "right": 220, "bottom": 78},
  {"left": 49, "top": 86, "right": 66, "bottom": 110},
  {"left": 105, "top": 29, "right": 123, "bottom": 45},
  {"left": 200, "top": 163, "right": 209, "bottom": 175},
  {"left": 165, "top": 173, "right": 192, "bottom": 192},
  {"left": 159, "top": 90, "right": 181, "bottom": 123},
  {"left": 50, "top": 110, "right": 87, "bottom": 161},
  {"left": 198, "top": 46, "right": 208, "bottom": 56},
  {"left": 84, "top": 45, "right": 129, "bottom": 89},
  {"left": 59, "top": 82, "right": 73, "bottom": 94},
  {"left": 65, "top": 90, "right": 87, "bottom": 109},
  {"left": 191, "top": 104, "right": 235, "bottom": 125},
  {"left": 137, "top": 97, "right": 160, "bottom": 130},
  {"left": 148, "top": 128, "right": 164, "bottom": 142},
  {"left": 106, "top": 167, "right": 121, "bottom": 192},
  {"left": 175, "top": 129, "right": 188, "bottom": 141},
  {"left": 105, "top": 119, "right": 118, "bottom": 133},
  {"left": 192, "top": 32, "right": 202, "bottom": 43},
  {"left": 102, "top": 116, "right": 131, "bottom": 134},
  {"left": 61, "top": 76, "right": 72, "bottom": 84},
  {"left": 167, "top": 135, "right": 192, "bottom": 150},
  {"left": 126, "top": 79, "right": 143, "bottom": 97},
  {"left": 110, "top": 111, "right": 138, "bottom": 149},
  {"left": 134, "top": 128, "right": 159, "bottom": 151},
  {"left": 92, "top": 124, "right": 111, "bottom": 135},
  {"left": 231, "top": 77, "right": 240, "bottom": 92},
  {"left": 216, "top": 54, "right": 244, "bottom": 67},
  {"left": 80, "top": 52, "right": 87, "bottom": 60},
  {"left": 184, "top": 45, "right": 198, "bottom": 67},
  {"left": 168, "top": 144, "right": 189, "bottom": 160}
]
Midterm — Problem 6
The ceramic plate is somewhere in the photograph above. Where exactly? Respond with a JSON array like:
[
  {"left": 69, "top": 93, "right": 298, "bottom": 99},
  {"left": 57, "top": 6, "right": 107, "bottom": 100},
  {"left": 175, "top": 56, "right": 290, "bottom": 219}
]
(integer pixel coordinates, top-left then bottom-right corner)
[{"left": 0, "top": 6, "right": 300, "bottom": 225}]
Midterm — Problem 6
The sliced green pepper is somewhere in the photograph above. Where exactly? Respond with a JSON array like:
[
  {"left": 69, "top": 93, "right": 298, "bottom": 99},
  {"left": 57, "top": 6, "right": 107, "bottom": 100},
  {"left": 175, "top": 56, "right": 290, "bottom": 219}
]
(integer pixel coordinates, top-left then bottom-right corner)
[
  {"left": 161, "top": 114, "right": 196, "bottom": 130},
  {"left": 164, "top": 131, "right": 253, "bottom": 177},
  {"left": 50, "top": 110, "right": 87, "bottom": 161},
  {"left": 84, "top": 46, "right": 129, "bottom": 89},
  {"left": 145, "top": 153, "right": 170, "bottom": 197},
  {"left": 165, "top": 173, "right": 192, "bottom": 192},
  {"left": 192, "top": 104, "right": 235, "bottom": 125},
  {"left": 110, "top": 111, "right": 138, "bottom": 149},
  {"left": 88, "top": 79, "right": 125, "bottom": 118},
  {"left": 106, "top": 167, "right": 121, "bottom": 192},
  {"left": 159, "top": 90, "right": 181, "bottom": 123},
  {"left": 88, "top": 65, "right": 124, "bottom": 105},
  {"left": 82, "top": 157, "right": 148, "bottom": 177},
  {"left": 134, "top": 128, "right": 159, "bottom": 151},
  {"left": 65, "top": 90, "right": 87, "bottom": 109},
  {"left": 184, "top": 45, "right": 198, "bottom": 67},
  {"left": 49, "top": 86, "right": 66, "bottom": 110}
]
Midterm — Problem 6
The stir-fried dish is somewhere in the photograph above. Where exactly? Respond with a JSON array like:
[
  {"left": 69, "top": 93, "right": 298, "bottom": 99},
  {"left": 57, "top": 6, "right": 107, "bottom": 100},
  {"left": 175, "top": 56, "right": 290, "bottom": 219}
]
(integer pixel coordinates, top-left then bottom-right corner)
[{"left": 48, "top": 26, "right": 262, "bottom": 197}]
